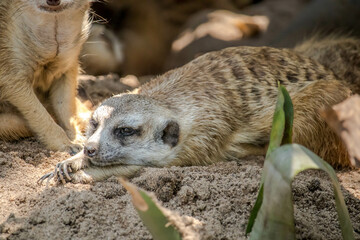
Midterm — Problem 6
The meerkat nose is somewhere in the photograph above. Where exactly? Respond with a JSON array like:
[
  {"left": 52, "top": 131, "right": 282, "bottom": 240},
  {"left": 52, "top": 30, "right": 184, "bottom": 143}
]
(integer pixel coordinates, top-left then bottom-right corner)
[
  {"left": 84, "top": 144, "right": 97, "bottom": 157},
  {"left": 46, "top": 0, "right": 61, "bottom": 6}
]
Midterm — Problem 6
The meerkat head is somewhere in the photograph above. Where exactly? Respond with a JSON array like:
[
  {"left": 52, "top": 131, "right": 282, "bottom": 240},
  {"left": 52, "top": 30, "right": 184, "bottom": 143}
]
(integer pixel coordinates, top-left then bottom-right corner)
[
  {"left": 83, "top": 94, "right": 181, "bottom": 168},
  {"left": 23, "top": 0, "right": 91, "bottom": 13}
]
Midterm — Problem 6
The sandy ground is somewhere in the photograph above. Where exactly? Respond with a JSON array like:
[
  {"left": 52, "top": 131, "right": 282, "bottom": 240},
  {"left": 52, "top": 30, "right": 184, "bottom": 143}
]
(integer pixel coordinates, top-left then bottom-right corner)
[
  {"left": 1, "top": 1, "right": 360, "bottom": 238},
  {"left": 0, "top": 137, "right": 359, "bottom": 240}
]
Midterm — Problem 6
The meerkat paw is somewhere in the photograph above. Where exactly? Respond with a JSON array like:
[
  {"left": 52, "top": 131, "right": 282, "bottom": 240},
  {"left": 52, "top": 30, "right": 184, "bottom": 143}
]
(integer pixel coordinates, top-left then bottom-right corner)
[
  {"left": 60, "top": 132, "right": 85, "bottom": 155},
  {"left": 60, "top": 142, "right": 83, "bottom": 155},
  {"left": 64, "top": 133, "right": 87, "bottom": 155},
  {"left": 38, "top": 152, "right": 88, "bottom": 185},
  {"left": 38, "top": 161, "right": 75, "bottom": 185},
  {"left": 38, "top": 167, "right": 93, "bottom": 185},
  {"left": 44, "top": 129, "right": 83, "bottom": 154},
  {"left": 64, "top": 125, "right": 86, "bottom": 143}
]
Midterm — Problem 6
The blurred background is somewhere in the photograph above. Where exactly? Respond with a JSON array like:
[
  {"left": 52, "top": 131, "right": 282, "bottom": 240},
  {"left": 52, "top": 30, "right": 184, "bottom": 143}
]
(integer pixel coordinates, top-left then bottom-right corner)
[{"left": 78, "top": 0, "right": 360, "bottom": 106}]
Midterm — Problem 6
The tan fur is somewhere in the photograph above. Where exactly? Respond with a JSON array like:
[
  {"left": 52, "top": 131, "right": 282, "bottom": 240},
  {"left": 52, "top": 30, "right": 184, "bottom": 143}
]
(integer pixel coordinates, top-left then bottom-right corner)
[
  {"left": 41, "top": 37, "right": 360, "bottom": 184},
  {"left": 0, "top": 0, "right": 91, "bottom": 152},
  {"left": 295, "top": 36, "right": 360, "bottom": 92}
]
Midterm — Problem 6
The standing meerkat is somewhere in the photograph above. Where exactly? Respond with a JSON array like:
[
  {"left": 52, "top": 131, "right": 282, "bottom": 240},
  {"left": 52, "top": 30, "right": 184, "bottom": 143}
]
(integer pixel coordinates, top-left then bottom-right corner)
[
  {"left": 0, "top": 0, "right": 91, "bottom": 153},
  {"left": 40, "top": 36, "right": 360, "bottom": 184}
]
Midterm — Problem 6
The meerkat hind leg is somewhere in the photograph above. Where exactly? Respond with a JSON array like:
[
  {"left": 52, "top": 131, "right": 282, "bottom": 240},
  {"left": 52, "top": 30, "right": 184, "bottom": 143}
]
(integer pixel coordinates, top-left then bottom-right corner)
[
  {"left": 225, "top": 142, "right": 268, "bottom": 160},
  {"left": 0, "top": 113, "right": 32, "bottom": 140},
  {"left": 291, "top": 80, "right": 351, "bottom": 168}
]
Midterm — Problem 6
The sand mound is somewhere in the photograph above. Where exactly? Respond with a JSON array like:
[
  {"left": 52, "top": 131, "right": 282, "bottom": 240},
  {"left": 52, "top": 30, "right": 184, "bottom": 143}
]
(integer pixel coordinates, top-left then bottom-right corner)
[{"left": 0, "top": 139, "right": 359, "bottom": 240}]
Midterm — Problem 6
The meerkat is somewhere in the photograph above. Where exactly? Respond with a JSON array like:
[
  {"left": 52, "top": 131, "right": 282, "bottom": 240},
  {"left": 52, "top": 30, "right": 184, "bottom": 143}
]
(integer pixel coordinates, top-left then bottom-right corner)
[
  {"left": 40, "top": 36, "right": 360, "bottom": 184},
  {"left": 0, "top": 0, "right": 92, "bottom": 152}
]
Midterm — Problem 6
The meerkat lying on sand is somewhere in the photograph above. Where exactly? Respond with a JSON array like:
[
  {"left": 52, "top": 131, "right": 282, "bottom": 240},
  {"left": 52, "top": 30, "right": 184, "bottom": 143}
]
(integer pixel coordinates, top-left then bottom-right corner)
[
  {"left": 0, "top": 0, "right": 91, "bottom": 153},
  {"left": 40, "top": 36, "right": 360, "bottom": 184}
]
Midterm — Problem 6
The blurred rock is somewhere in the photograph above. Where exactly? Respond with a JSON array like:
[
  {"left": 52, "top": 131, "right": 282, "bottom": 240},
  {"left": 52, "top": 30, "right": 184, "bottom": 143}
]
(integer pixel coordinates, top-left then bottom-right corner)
[
  {"left": 81, "top": 24, "right": 124, "bottom": 76},
  {"left": 322, "top": 95, "right": 360, "bottom": 168},
  {"left": 271, "top": 0, "right": 360, "bottom": 48},
  {"left": 166, "top": 0, "right": 309, "bottom": 69},
  {"left": 77, "top": 74, "right": 153, "bottom": 107},
  {"left": 82, "top": 0, "right": 260, "bottom": 76},
  {"left": 166, "top": 9, "right": 270, "bottom": 69}
]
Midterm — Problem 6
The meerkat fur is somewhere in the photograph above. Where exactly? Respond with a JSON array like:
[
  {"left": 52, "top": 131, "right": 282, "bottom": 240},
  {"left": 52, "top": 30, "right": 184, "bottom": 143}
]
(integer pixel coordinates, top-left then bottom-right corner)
[
  {"left": 0, "top": 0, "right": 92, "bottom": 152},
  {"left": 40, "top": 36, "right": 360, "bottom": 184}
]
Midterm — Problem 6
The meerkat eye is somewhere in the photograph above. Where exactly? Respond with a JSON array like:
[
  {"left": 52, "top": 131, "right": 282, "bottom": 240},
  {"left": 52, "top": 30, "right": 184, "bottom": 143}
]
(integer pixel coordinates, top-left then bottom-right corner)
[{"left": 114, "top": 127, "right": 135, "bottom": 138}]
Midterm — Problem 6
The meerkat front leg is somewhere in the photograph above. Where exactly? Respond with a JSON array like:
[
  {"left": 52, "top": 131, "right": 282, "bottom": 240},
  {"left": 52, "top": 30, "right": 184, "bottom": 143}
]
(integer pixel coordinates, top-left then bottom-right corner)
[
  {"left": 49, "top": 66, "right": 82, "bottom": 142},
  {"left": 73, "top": 165, "right": 143, "bottom": 183},
  {"left": 2, "top": 81, "right": 81, "bottom": 153},
  {"left": 39, "top": 152, "right": 142, "bottom": 184}
]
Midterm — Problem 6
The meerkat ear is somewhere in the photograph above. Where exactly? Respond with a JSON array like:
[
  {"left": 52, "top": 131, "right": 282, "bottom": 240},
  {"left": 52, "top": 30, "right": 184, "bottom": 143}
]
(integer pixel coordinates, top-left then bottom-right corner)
[{"left": 162, "top": 121, "right": 180, "bottom": 147}]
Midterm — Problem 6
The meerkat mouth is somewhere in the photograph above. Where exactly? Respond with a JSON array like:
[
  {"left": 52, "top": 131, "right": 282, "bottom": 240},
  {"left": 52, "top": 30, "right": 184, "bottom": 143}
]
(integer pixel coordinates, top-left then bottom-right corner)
[
  {"left": 88, "top": 158, "right": 148, "bottom": 168},
  {"left": 88, "top": 158, "right": 126, "bottom": 167},
  {"left": 38, "top": 3, "right": 74, "bottom": 13}
]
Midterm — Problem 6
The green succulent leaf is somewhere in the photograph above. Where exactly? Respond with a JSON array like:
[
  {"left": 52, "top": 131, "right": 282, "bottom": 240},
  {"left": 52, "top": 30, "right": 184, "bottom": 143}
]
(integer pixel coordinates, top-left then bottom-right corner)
[
  {"left": 246, "top": 84, "right": 354, "bottom": 239},
  {"left": 121, "top": 179, "right": 182, "bottom": 240},
  {"left": 250, "top": 144, "right": 354, "bottom": 240},
  {"left": 267, "top": 84, "right": 294, "bottom": 157},
  {"left": 280, "top": 85, "right": 294, "bottom": 146},
  {"left": 246, "top": 84, "right": 294, "bottom": 234}
]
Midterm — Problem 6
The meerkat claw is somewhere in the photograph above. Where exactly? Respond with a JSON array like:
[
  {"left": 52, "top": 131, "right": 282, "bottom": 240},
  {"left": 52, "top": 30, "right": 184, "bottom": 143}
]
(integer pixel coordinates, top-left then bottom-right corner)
[
  {"left": 53, "top": 163, "right": 60, "bottom": 181},
  {"left": 56, "top": 162, "right": 66, "bottom": 184},
  {"left": 37, "top": 172, "right": 54, "bottom": 185},
  {"left": 54, "top": 161, "right": 73, "bottom": 184},
  {"left": 63, "top": 162, "right": 72, "bottom": 181},
  {"left": 58, "top": 170, "right": 66, "bottom": 184}
]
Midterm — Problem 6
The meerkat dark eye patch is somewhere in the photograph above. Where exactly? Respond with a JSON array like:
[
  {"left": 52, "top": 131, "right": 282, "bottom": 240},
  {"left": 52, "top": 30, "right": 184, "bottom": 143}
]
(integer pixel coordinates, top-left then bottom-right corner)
[
  {"left": 113, "top": 127, "right": 138, "bottom": 138},
  {"left": 162, "top": 121, "right": 180, "bottom": 147}
]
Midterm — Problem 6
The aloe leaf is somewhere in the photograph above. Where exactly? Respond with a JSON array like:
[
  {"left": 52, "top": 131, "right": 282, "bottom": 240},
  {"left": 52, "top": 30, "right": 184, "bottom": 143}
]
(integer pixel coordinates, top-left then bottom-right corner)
[
  {"left": 250, "top": 144, "right": 354, "bottom": 240},
  {"left": 245, "top": 184, "right": 263, "bottom": 234},
  {"left": 246, "top": 84, "right": 294, "bottom": 235},
  {"left": 266, "top": 84, "right": 286, "bottom": 157},
  {"left": 280, "top": 85, "right": 293, "bottom": 146},
  {"left": 267, "top": 84, "right": 294, "bottom": 156},
  {"left": 120, "top": 179, "right": 182, "bottom": 240}
]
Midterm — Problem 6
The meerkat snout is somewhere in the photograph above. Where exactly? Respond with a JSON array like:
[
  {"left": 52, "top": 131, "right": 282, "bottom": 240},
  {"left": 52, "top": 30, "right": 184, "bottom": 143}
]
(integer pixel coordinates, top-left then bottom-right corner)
[
  {"left": 33, "top": 0, "right": 87, "bottom": 12},
  {"left": 84, "top": 143, "right": 97, "bottom": 158},
  {"left": 46, "top": 0, "right": 61, "bottom": 6},
  {"left": 84, "top": 125, "right": 101, "bottom": 158}
]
